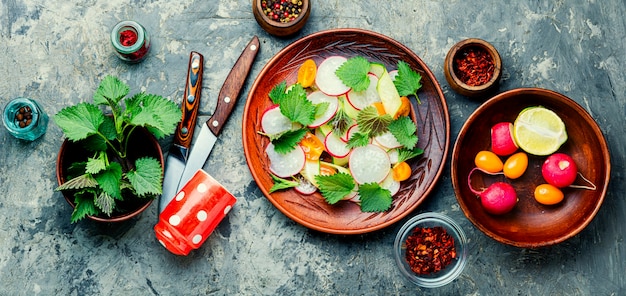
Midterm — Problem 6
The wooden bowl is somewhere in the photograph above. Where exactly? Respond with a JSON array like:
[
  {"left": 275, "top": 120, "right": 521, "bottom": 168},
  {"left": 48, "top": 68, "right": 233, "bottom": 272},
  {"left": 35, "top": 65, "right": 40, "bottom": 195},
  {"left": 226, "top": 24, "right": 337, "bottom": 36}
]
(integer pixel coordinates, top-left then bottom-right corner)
[
  {"left": 242, "top": 29, "right": 450, "bottom": 234},
  {"left": 451, "top": 88, "right": 610, "bottom": 247},
  {"left": 252, "top": 0, "right": 311, "bottom": 37},
  {"left": 444, "top": 38, "right": 502, "bottom": 98}
]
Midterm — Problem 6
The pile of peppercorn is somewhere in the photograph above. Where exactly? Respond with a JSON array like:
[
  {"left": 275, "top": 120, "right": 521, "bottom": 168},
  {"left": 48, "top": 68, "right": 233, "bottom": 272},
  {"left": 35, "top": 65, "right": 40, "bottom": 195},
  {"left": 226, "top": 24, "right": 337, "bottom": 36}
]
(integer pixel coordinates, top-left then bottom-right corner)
[
  {"left": 261, "top": 0, "right": 303, "bottom": 23},
  {"left": 14, "top": 105, "right": 34, "bottom": 128}
]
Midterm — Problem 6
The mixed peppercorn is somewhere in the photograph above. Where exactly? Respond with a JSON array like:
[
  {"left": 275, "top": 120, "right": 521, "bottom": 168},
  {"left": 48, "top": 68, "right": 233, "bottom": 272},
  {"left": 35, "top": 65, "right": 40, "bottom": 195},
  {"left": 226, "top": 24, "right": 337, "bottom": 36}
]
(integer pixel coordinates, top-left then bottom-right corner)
[
  {"left": 14, "top": 105, "right": 34, "bottom": 128},
  {"left": 261, "top": 0, "right": 303, "bottom": 23},
  {"left": 453, "top": 46, "right": 495, "bottom": 86},
  {"left": 405, "top": 226, "right": 457, "bottom": 275}
]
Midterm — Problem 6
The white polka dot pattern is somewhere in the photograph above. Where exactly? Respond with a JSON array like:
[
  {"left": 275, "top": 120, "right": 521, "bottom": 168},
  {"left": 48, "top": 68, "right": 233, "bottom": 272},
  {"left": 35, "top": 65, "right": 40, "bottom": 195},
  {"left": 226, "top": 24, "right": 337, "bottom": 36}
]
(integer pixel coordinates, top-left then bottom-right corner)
[
  {"left": 197, "top": 210, "right": 207, "bottom": 221},
  {"left": 192, "top": 234, "right": 202, "bottom": 244},
  {"left": 175, "top": 191, "right": 185, "bottom": 201},
  {"left": 197, "top": 183, "right": 208, "bottom": 193},
  {"left": 224, "top": 205, "right": 232, "bottom": 215},
  {"left": 169, "top": 215, "right": 181, "bottom": 226}
]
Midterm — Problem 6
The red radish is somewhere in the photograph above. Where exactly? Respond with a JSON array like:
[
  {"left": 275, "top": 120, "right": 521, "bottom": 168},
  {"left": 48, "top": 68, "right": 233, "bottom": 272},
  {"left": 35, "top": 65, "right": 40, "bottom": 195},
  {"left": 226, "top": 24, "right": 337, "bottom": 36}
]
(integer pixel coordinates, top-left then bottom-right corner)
[
  {"left": 380, "top": 174, "right": 401, "bottom": 196},
  {"left": 341, "top": 123, "right": 359, "bottom": 142},
  {"left": 324, "top": 131, "right": 351, "bottom": 158},
  {"left": 315, "top": 56, "right": 351, "bottom": 96},
  {"left": 388, "top": 70, "right": 399, "bottom": 81},
  {"left": 468, "top": 167, "right": 518, "bottom": 215},
  {"left": 349, "top": 144, "right": 391, "bottom": 184},
  {"left": 265, "top": 143, "right": 306, "bottom": 178},
  {"left": 307, "top": 91, "right": 339, "bottom": 128},
  {"left": 374, "top": 131, "right": 402, "bottom": 149},
  {"left": 491, "top": 122, "right": 518, "bottom": 156},
  {"left": 542, "top": 153, "right": 577, "bottom": 188},
  {"left": 261, "top": 105, "right": 293, "bottom": 135},
  {"left": 345, "top": 73, "right": 380, "bottom": 110},
  {"left": 294, "top": 176, "right": 318, "bottom": 195}
]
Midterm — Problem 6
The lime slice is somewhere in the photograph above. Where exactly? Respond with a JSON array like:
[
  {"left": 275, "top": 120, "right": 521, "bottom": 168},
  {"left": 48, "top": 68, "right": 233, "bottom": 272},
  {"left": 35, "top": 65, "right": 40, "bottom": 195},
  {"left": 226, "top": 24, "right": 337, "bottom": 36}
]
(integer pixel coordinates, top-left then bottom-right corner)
[
  {"left": 513, "top": 107, "right": 568, "bottom": 156},
  {"left": 376, "top": 70, "right": 401, "bottom": 117}
]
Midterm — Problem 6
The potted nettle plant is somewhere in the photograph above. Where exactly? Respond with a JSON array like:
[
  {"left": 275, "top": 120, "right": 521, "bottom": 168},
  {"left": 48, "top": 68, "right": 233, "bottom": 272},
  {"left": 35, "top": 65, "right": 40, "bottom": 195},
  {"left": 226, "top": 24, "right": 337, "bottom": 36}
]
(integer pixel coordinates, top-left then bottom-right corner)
[{"left": 54, "top": 75, "right": 181, "bottom": 223}]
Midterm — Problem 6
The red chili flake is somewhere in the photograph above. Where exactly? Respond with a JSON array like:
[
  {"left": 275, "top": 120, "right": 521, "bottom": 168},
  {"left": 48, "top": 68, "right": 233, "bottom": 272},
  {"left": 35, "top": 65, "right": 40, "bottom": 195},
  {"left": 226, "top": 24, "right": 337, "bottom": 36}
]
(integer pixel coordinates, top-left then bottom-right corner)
[
  {"left": 119, "top": 29, "right": 138, "bottom": 47},
  {"left": 453, "top": 46, "right": 495, "bottom": 86},
  {"left": 405, "top": 226, "right": 457, "bottom": 275},
  {"left": 261, "top": 0, "right": 303, "bottom": 23}
]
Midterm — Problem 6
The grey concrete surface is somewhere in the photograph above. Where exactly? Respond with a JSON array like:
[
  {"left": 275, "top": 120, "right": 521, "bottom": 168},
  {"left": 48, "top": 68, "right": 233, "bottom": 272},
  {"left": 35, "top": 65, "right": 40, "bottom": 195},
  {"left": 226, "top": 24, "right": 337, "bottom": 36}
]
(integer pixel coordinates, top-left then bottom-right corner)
[{"left": 1, "top": 0, "right": 625, "bottom": 295}]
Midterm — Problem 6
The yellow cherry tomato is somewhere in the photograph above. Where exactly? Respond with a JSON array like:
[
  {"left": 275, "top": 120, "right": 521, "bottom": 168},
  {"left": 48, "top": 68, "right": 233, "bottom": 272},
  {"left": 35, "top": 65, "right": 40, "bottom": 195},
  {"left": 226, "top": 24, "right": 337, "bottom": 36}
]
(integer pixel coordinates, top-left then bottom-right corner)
[
  {"left": 474, "top": 150, "right": 503, "bottom": 173},
  {"left": 299, "top": 132, "right": 324, "bottom": 161},
  {"left": 534, "top": 184, "right": 564, "bottom": 205},
  {"left": 503, "top": 152, "right": 528, "bottom": 179},
  {"left": 394, "top": 96, "right": 411, "bottom": 119},
  {"left": 297, "top": 59, "right": 317, "bottom": 88},
  {"left": 392, "top": 161, "right": 412, "bottom": 181}
]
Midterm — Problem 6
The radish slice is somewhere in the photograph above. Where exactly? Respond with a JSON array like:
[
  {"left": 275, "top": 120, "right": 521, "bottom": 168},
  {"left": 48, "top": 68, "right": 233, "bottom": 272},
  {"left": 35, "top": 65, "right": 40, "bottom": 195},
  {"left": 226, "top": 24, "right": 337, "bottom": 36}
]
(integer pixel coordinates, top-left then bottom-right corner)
[
  {"left": 315, "top": 56, "right": 351, "bottom": 96},
  {"left": 266, "top": 143, "right": 306, "bottom": 178},
  {"left": 325, "top": 131, "right": 351, "bottom": 158},
  {"left": 387, "top": 149, "right": 399, "bottom": 165},
  {"left": 261, "top": 105, "right": 293, "bottom": 135},
  {"left": 380, "top": 174, "right": 400, "bottom": 196},
  {"left": 342, "top": 190, "right": 358, "bottom": 201},
  {"left": 341, "top": 123, "right": 359, "bottom": 142},
  {"left": 346, "top": 73, "right": 380, "bottom": 110},
  {"left": 374, "top": 131, "right": 402, "bottom": 149},
  {"left": 388, "top": 70, "right": 399, "bottom": 81},
  {"left": 349, "top": 144, "right": 391, "bottom": 184},
  {"left": 295, "top": 176, "right": 317, "bottom": 195},
  {"left": 307, "top": 91, "right": 339, "bottom": 128}
]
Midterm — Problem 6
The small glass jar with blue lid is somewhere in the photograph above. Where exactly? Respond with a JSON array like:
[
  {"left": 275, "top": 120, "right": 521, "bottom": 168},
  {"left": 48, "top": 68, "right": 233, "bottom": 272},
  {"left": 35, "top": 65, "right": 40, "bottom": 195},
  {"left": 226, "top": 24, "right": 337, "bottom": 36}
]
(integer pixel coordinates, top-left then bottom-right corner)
[{"left": 3, "top": 97, "right": 48, "bottom": 141}]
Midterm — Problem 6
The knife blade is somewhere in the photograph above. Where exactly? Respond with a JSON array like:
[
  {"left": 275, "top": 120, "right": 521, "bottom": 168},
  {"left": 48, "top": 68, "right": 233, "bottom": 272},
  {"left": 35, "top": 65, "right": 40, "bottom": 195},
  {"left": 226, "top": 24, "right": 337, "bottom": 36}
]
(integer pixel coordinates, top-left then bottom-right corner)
[
  {"left": 159, "top": 51, "right": 204, "bottom": 213},
  {"left": 174, "top": 36, "right": 260, "bottom": 198}
]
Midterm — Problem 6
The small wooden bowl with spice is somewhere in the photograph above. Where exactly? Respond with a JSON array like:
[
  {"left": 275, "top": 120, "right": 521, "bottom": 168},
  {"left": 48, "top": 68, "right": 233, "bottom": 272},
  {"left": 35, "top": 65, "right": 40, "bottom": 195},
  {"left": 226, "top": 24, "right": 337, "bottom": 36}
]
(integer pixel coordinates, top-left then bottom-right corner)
[
  {"left": 252, "top": 0, "right": 310, "bottom": 37},
  {"left": 444, "top": 38, "right": 502, "bottom": 98},
  {"left": 394, "top": 212, "right": 468, "bottom": 288}
]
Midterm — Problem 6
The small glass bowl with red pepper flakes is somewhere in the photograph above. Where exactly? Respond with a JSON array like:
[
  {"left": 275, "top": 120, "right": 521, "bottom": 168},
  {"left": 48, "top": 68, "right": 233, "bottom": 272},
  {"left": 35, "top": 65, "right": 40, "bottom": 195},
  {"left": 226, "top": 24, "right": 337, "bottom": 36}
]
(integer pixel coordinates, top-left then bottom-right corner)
[
  {"left": 394, "top": 212, "right": 468, "bottom": 288},
  {"left": 444, "top": 38, "right": 502, "bottom": 98}
]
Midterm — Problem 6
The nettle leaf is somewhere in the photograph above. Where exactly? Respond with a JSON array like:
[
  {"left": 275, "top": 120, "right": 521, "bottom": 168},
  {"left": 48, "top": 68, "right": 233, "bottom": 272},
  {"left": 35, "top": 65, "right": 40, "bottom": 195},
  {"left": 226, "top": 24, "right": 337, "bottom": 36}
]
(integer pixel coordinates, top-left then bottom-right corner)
[
  {"left": 331, "top": 108, "right": 352, "bottom": 136},
  {"left": 271, "top": 128, "right": 308, "bottom": 154},
  {"left": 388, "top": 116, "right": 418, "bottom": 149},
  {"left": 397, "top": 146, "right": 424, "bottom": 163},
  {"left": 269, "top": 174, "right": 299, "bottom": 193},
  {"left": 94, "top": 191, "right": 116, "bottom": 216},
  {"left": 269, "top": 81, "right": 288, "bottom": 105},
  {"left": 315, "top": 172, "right": 355, "bottom": 205},
  {"left": 85, "top": 152, "right": 107, "bottom": 174},
  {"left": 94, "top": 162, "right": 123, "bottom": 200},
  {"left": 336, "top": 56, "right": 371, "bottom": 92},
  {"left": 71, "top": 192, "right": 99, "bottom": 223},
  {"left": 93, "top": 75, "right": 130, "bottom": 106},
  {"left": 358, "top": 183, "right": 392, "bottom": 212},
  {"left": 394, "top": 61, "right": 423, "bottom": 103},
  {"left": 346, "top": 132, "right": 370, "bottom": 149},
  {"left": 56, "top": 174, "right": 98, "bottom": 191},
  {"left": 126, "top": 93, "right": 182, "bottom": 139},
  {"left": 53, "top": 102, "right": 105, "bottom": 141},
  {"left": 126, "top": 157, "right": 163, "bottom": 197},
  {"left": 278, "top": 84, "right": 316, "bottom": 126},
  {"left": 356, "top": 106, "right": 392, "bottom": 137}
]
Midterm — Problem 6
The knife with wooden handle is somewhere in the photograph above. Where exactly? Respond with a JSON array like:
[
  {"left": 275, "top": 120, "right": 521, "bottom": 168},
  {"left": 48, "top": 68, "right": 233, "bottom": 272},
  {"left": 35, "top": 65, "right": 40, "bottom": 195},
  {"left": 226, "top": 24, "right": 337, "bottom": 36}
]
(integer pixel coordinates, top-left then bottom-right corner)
[{"left": 159, "top": 51, "right": 204, "bottom": 213}]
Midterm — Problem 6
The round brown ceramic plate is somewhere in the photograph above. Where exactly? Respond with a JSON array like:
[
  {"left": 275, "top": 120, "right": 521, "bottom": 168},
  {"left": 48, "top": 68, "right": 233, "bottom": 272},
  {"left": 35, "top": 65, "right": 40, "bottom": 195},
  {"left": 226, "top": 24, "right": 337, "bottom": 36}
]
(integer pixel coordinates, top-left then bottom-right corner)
[
  {"left": 451, "top": 88, "right": 610, "bottom": 247},
  {"left": 242, "top": 29, "right": 450, "bottom": 234}
]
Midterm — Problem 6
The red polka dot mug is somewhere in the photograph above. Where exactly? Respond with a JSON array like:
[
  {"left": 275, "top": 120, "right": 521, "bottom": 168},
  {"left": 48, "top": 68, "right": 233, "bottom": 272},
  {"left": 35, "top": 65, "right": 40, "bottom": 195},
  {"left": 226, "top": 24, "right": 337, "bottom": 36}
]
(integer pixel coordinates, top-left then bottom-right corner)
[{"left": 154, "top": 169, "right": 237, "bottom": 255}]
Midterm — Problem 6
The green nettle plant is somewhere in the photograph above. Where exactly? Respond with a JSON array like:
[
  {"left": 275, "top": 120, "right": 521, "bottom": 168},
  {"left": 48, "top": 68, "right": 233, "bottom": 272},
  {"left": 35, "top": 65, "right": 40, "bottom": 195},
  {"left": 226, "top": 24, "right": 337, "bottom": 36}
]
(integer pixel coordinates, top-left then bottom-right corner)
[{"left": 54, "top": 75, "right": 182, "bottom": 223}]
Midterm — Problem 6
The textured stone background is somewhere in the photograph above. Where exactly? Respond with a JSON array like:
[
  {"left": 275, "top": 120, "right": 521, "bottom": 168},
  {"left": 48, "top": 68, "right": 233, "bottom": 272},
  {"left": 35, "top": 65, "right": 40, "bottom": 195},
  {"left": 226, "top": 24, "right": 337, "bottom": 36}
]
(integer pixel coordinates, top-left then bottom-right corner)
[{"left": 0, "top": 0, "right": 624, "bottom": 295}]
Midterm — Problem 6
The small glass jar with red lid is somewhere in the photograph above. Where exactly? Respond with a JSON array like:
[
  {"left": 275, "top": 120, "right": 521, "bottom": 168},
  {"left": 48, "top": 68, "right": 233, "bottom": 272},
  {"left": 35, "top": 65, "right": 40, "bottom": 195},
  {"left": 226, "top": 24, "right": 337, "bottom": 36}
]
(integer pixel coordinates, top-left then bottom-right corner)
[{"left": 110, "top": 20, "right": 151, "bottom": 63}]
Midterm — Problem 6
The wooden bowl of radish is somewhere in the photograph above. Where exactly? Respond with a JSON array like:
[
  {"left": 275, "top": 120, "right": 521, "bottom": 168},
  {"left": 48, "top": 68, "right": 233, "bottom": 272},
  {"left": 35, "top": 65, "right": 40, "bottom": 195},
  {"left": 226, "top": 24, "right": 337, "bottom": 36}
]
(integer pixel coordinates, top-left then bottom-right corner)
[
  {"left": 242, "top": 29, "right": 450, "bottom": 234},
  {"left": 451, "top": 88, "right": 610, "bottom": 248}
]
